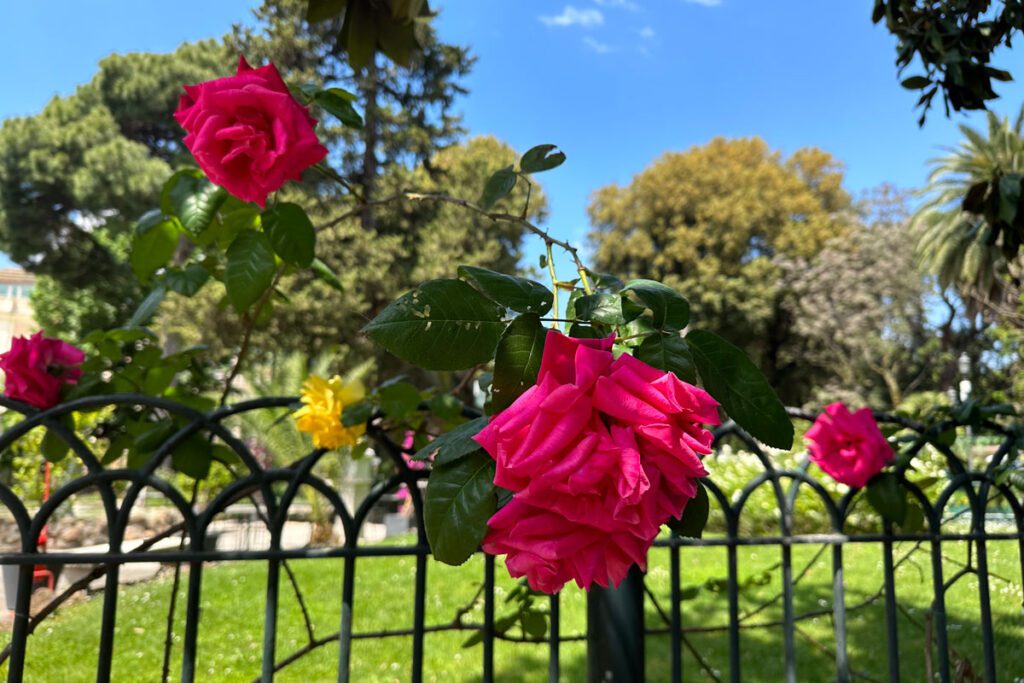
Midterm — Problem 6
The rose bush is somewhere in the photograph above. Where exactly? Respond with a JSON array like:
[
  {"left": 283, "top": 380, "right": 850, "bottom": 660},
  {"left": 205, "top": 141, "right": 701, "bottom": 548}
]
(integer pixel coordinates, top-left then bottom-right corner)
[
  {"left": 0, "top": 332, "right": 85, "bottom": 409},
  {"left": 174, "top": 56, "right": 328, "bottom": 207}
]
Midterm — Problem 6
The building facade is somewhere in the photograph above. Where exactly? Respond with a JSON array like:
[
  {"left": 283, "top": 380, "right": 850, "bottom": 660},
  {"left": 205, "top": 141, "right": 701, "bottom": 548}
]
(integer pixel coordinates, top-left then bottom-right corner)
[{"left": 0, "top": 269, "right": 36, "bottom": 353}]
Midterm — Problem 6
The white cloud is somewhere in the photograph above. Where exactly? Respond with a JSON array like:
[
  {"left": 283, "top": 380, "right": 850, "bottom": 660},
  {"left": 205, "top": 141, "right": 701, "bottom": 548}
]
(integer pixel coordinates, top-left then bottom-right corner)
[
  {"left": 540, "top": 6, "right": 605, "bottom": 28},
  {"left": 639, "top": 26, "right": 655, "bottom": 39},
  {"left": 583, "top": 36, "right": 613, "bottom": 53},
  {"left": 595, "top": 0, "right": 640, "bottom": 10},
  {"left": 683, "top": 0, "right": 723, "bottom": 6}
]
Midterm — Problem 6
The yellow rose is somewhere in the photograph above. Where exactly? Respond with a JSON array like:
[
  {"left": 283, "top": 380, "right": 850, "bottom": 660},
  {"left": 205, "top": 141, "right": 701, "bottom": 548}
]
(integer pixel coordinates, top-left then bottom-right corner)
[{"left": 293, "top": 374, "right": 366, "bottom": 449}]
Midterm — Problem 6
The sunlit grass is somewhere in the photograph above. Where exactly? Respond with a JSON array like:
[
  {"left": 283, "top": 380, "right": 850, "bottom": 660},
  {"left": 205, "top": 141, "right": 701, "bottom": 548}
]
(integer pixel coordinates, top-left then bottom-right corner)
[{"left": 0, "top": 539, "right": 1019, "bottom": 681}]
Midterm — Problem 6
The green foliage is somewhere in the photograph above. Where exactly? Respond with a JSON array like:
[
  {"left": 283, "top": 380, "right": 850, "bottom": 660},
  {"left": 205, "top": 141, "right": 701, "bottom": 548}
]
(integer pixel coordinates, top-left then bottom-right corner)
[
  {"left": 588, "top": 138, "right": 852, "bottom": 403},
  {"left": 457, "top": 266, "right": 552, "bottom": 316},
  {"left": 411, "top": 416, "right": 488, "bottom": 465},
  {"left": 480, "top": 166, "right": 517, "bottom": 210},
  {"left": 304, "top": 0, "right": 431, "bottom": 70},
  {"left": 865, "top": 472, "right": 907, "bottom": 525},
  {"left": 363, "top": 279, "right": 507, "bottom": 371},
  {"left": 0, "top": 39, "right": 228, "bottom": 336},
  {"left": 622, "top": 279, "right": 689, "bottom": 331},
  {"left": 634, "top": 334, "right": 696, "bottom": 384},
  {"left": 873, "top": 0, "right": 1023, "bottom": 122},
  {"left": 424, "top": 449, "right": 497, "bottom": 566},
  {"left": 262, "top": 203, "right": 317, "bottom": 268},
  {"left": 913, "top": 108, "right": 1024, "bottom": 315},
  {"left": 667, "top": 483, "right": 709, "bottom": 539},
  {"left": 225, "top": 230, "right": 279, "bottom": 312},
  {"left": 687, "top": 329, "right": 794, "bottom": 449},
  {"left": 490, "top": 312, "right": 545, "bottom": 413},
  {"left": 131, "top": 211, "right": 180, "bottom": 281},
  {"left": 519, "top": 144, "right": 566, "bottom": 175}
]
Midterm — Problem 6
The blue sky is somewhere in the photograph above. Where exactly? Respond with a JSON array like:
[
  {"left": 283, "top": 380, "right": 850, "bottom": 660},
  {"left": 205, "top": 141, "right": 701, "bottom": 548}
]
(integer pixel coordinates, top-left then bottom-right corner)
[{"left": 3, "top": 0, "right": 1024, "bottom": 274}]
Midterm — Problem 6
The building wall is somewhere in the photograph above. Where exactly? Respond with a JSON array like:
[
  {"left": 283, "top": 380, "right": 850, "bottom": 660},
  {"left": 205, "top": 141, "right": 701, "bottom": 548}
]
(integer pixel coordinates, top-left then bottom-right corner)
[{"left": 0, "top": 269, "right": 36, "bottom": 353}]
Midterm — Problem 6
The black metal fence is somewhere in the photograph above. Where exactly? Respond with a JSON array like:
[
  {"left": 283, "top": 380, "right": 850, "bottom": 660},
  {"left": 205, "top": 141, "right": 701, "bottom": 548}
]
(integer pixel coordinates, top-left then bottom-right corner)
[{"left": 0, "top": 395, "right": 1018, "bottom": 682}]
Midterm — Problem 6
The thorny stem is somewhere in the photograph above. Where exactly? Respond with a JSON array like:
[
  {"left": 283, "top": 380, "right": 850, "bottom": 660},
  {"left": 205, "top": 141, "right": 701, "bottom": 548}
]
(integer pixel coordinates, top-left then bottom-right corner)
[
  {"left": 312, "top": 183, "right": 592, "bottom": 291},
  {"left": 546, "top": 243, "right": 560, "bottom": 331}
]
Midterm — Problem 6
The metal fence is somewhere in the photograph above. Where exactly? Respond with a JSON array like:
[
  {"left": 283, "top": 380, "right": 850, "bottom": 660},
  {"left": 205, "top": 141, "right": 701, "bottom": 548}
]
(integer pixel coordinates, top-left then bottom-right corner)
[{"left": 0, "top": 395, "right": 1018, "bottom": 682}]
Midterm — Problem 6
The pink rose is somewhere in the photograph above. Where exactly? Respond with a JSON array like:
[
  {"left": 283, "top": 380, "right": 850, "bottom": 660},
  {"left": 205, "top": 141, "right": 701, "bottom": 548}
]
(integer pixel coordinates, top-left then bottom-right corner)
[
  {"left": 174, "top": 56, "right": 328, "bottom": 207},
  {"left": 805, "top": 402, "right": 892, "bottom": 488},
  {"left": 0, "top": 332, "right": 85, "bottom": 409},
  {"left": 473, "top": 330, "right": 720, "bottom": 593}
]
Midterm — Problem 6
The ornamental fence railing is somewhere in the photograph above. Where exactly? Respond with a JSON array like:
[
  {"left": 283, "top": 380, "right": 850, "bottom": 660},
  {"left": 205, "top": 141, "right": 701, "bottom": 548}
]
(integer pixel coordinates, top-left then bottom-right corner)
[{"left": 0, "top": 395, "right": 1018, "bottom": 682}]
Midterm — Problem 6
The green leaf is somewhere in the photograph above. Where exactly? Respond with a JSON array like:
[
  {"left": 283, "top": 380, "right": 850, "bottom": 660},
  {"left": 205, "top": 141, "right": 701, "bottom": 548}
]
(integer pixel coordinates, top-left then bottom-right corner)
[
  {"left": 491, "top": 313, "right": 546, "bottom": 413},
  {"left": 306, "top": 0, "right": 347, "bottom": 22},
  {"left": 164, "top": 172, "right": 228, "bottom": 237},
  {"left": 171, "top": 433, "right": 214, "bottom": 480},
  {"left": 225, "top": 229, "right": 277, "bottom": 312},
  {"left": 898, "top": 500, "right": 925, "bottom": 533},
  {"left": 687, "top": 330, "right": 793, "bottom": 449},
  {"left": 574, "top": 292, "right": 624, "bottom": 325},
  {"left": 425, "top": 450, "right": 497, "bottom": 565},
  {"left": 520, "top": 610, "right": 547, "bottom": 638},
  {"left": 363, "top": 279, "right": 506, "bottom": 371},
  {"left": 311, "top": 257, "right": 344, "bottom": 292},
  {"left": 262, "top": 202, "right": 316, "bottom": 267},
  {"left": 634, "top": 334, "right": 696, "bottom": 383},
  {"left": 997, "top": 175, "right": 1021, "bottom": 225},
  {"left": 480, "top": 166, "right": 517, "bottom": 210},
  {"left": 457, "top": 265, "right": 552, "bottom": 315},
  {"left": 376, "top": 15, "right": 417, "bottom": 67},
  {"left": 314, "top": 89, "right": 363, "bottom": 128},
  {"left": 163, "top": 264, "right": 210, "bottom": 297},
  {"left": 678, "top": 585, "right": 701, "bottom": 601},
  {"left": 567, "top": 322, "right": 605, "bottom": 339},
  {"left": 667, "top": 483, "right": 709, "bottom": 538},
  {"left": 427, "top": 394, "right": 464, "bottom": 421},
  {"left": 341, "top": 0, "right": 377, "bottom": 70},
  {"left": 412, "top": 416, "right": 489, "bottom": 464},
  {"left": 143, "top": 363, "right": 177, "bottom": 396},
  {"left": 128, "top": 287, "right": 166, "bottom": 328},
  {"left": 623, "top": 279, "right": 690, "bottom": 331},
  {"left": 901, "top": 75, "right": 932, "bottom": 90},
  {"left": 378, "top": 381, "right": 422, "bottom": 419},
  {"left": 866, "top": 473, "right": 907, "bottom": 525},
  {"left": 41, "top": 422, "right": 71, "bottom": 463},
  {"left": 341, "top": 400, "right": 375, "bottom": 428},
  {"left": 519, "top": 144, "right": 566, "bottom": 174},
  {"left": 131, "top": 210, "right": 180, "bottom": 281}
]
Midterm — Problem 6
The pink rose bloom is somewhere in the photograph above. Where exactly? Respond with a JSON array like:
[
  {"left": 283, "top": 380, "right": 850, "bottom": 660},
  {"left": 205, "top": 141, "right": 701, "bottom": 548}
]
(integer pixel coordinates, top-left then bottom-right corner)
[
  {"left": 805, "top": 402, "right": 892, "bottom": 488},
  {"left": 483, "top": 496, "right": 652, "bottom": 594},
  {"left": 0, "top": 332, "right": 85, "bottom": 409},
  {"left": 174, "top": 56, "right": 328, "bottom": 207},
  {"left": 472, "top": 330, "right": 720, "bottom": 593}
]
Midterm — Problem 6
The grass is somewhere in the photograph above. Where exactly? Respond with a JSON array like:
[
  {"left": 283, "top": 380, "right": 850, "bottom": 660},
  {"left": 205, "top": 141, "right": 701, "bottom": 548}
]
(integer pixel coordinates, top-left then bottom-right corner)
[{"left": 1, "top": 537, "right": 1020, "bottom": 682}]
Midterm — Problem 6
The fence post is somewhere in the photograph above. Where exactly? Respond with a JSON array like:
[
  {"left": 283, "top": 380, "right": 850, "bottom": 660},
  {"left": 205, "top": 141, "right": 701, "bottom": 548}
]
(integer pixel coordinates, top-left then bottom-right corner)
[{"left": 586, "top": 564, "right": 645, "bottom": 682}]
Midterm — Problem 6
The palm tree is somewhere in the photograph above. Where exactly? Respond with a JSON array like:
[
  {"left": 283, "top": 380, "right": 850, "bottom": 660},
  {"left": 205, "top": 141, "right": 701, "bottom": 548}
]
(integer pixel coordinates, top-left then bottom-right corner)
[{"left": 913, "top": 108, "right": 1024, "bottom": 319}]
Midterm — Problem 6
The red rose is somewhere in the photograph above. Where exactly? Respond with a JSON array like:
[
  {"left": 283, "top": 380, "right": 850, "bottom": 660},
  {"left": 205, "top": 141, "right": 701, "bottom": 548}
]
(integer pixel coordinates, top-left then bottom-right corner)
[
  {"left": 0, "top": 332, "right": 85, "bottom": 409},
  {"left": 805, "top": 402, "right": 893, "bottom": 488},
  {"left": 174, "top": 56, "right": 328, "bottom": 207}
]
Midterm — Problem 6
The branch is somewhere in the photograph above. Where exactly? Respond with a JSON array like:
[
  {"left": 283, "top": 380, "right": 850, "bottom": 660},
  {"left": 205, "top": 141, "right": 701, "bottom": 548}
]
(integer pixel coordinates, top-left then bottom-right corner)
[{"left": 219, "top": 266, "right": 286, "bottom": 407}]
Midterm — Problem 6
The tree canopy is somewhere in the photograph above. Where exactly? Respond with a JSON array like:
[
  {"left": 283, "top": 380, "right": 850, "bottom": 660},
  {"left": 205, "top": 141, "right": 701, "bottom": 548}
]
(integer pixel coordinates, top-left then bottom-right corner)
[{"left": 588, "top": 137, "right": 852, "bottom": 403}]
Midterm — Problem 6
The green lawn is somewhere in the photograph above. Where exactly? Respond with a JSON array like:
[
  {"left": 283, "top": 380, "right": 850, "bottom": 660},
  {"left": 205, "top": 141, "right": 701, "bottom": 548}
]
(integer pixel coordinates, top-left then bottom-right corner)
[{"left": 2, "top": 538, "right": 1021, "bottom": 682}]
